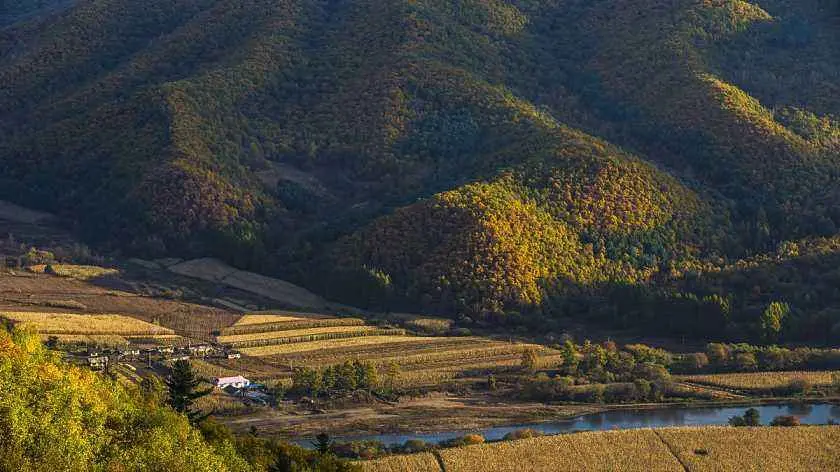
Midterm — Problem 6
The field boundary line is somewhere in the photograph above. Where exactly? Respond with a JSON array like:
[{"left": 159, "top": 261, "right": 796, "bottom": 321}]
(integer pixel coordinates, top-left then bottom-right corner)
[
  {"left": 653, "top": 429, "right": 690, "bottom": 472},
  {"left": 432, "top": 450, "right": 447, "bottom": 472}
]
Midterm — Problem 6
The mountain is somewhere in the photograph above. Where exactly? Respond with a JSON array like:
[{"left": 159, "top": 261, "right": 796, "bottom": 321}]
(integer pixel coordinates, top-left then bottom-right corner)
[{"left": 2, "top": 0, "right": 839, "bottom": 341}]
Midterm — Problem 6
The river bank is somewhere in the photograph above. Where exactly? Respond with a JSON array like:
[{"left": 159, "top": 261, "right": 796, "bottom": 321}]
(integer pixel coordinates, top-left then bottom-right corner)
[{"left": 218, "top": 391, "right": 840, "bottom": 442}]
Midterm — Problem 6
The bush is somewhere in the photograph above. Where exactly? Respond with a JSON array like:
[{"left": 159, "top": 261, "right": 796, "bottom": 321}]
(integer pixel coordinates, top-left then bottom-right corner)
[
  {"left": 502, "top": 429, "right": 543, "bottom": 441},
  {"left": 331, "top": 440, "right": 387, "bottom": 459},
  {"left": 777, "top": 378, "right": 811, "bottom": 395},
  {"left": 440, "top": 434, "right": 485, "bottom": 448},
  {"left": 398, "top": 439, "right": 432, "bottom": 454},
  {"left": 770, "top": 415, "right": 801, "bottom": 427}
]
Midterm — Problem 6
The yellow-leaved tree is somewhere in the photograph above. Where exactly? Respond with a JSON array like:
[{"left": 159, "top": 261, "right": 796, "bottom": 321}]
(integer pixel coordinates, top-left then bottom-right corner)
[{"left": 0, "top": 328, "right": 249, "bottom": 472}]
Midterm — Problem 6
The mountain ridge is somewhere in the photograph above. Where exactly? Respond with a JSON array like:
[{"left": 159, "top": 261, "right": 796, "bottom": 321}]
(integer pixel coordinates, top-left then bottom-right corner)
[{"left": 2, "top": 0, "right": 839, "bottom": 341}]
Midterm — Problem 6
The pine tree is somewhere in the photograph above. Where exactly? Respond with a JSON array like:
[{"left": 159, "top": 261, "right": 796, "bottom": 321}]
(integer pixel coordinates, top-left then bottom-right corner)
[{"left": 165, "top": 360, "right": 212, "bottom": 423}]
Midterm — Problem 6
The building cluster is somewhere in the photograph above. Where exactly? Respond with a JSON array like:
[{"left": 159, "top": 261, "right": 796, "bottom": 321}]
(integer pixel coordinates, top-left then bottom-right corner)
[
  {"left": 80, "top": 343, "right": 272, "bottom": 406},
  {"left": 83, "top": 344, "right": 241, "bottom": 370}
]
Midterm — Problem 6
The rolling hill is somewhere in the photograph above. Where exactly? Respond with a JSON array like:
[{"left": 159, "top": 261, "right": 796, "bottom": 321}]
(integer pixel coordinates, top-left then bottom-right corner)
[{"left": 1, "top": 0, "right": 839, "bottom": 341}]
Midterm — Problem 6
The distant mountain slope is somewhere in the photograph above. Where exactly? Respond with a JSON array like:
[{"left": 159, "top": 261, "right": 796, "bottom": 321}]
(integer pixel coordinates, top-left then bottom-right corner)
[
  {"left": 1, "top": 0, "right": 839, "bottom": 340},
  {"left": 0, "top": 0, "right": 72, "bottom": 26}
]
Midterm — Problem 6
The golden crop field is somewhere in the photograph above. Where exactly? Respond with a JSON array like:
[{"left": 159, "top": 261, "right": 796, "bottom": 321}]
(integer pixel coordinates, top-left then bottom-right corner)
[
  {"left": 216, "top": 325, "right": 378, "bottom": 344},
  {"left": 438, "top": 429, "right": 683, "bottom": 472},
  {"left": 39, "top": 333, "right": 183, "bottom": 346},
  {"left": 232, "top": 314, "right": 310, "bottom": 325},
  {"left": 658, "top": 426, "right": 840, "bottom": 471},
  {"left": 679, "top": 371, "right": 840, "bottom": 389},
  {"left": 221, "top": 317, "right": 366, "bottom": 335},
  {"left": 232, "top": 311, "right": 337, "bottom": 325},
  {"left": 40, "top": 334, "right": 130, "bottom": 345},
  {"left": 264, "top": 341, "right": 547, "bottom": 368},
  {"left": 1, "top": 311, "right": 175, "bottom": 335},
  {"left": 239, "top": 336, "right": 433, "bottom": 356},
  {"left": 360, "top": 452, "right": 442, "bottom": 472},
  {"left": 219, "top": 310, "right": 560, "bottom": 387},
  {"left": 28, "top": 264, "right": 119, "bottom": 280},
  {"left": 362, "top": 426, "right": 840, "bottom": 472}
]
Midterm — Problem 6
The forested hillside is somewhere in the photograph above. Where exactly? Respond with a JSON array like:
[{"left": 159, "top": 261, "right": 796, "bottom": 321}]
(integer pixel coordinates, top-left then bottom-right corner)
[{"left": 2, "top": 0, "right": 839, "bottom": 342}]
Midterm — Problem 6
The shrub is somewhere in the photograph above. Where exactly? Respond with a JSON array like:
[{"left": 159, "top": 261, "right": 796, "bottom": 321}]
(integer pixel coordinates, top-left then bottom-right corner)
[
  {"left": 770, "top": 415, "right": 801, "bottom": 427},
  {"left": 399, "top": 439, "right": 432, "bottom": 454},
  {"left": 440, "top": 434, "right": 485, "bottom": 448},
  {"left": 503, "top": 429, "right": 543, "bottom": 441}
]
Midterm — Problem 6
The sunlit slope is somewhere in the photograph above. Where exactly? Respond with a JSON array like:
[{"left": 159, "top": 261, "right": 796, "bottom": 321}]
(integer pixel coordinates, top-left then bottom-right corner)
[{"left": 1, "top": 0, "right": 838, "bottom": 319}]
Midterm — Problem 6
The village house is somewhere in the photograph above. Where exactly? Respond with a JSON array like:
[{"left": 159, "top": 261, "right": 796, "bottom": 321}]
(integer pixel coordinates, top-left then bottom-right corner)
[
  {"left": 214, "top": 375, "right": 250, "bottom": 389},
  {"left": 226, "top": 351, "right": 241, "bottom": 359},
  {"left": 187, "top": 344, "right": 214, "bottom": 356},
  {"left": 87, "top": 355, "right": 108, "bottom": 369}
]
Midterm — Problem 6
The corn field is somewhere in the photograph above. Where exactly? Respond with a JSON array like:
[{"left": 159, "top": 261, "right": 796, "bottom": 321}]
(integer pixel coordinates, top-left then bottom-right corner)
[
  {"left": 438, "top": 429, "right": 683, "bottom": 471},
  {"left": 360, "top": 452, "right": 442, "bottom": 472},
  {"left": 217, "top": 325, "right": 379, "bottom": 344},
  {"left": 1, "top": 311, "right": 175, "bottom": 335},
  {"left": 220, "top": 317, "right": 366, "bottom": 335},
  {"left": 264, "top": 341, "right": 547, "bottom": 369},
  {"left": 657, "top": 426, "right": 840, "bottom": 471},
  {"left": 239, "top": 336, "right": 430, "bottom": 356},
  {"left": 361, "top": 426, "right": 840, "bottom": 472},
  {"left": 220, "top": 328, "right": 406, "bottom": 348},
  {"left": 39, "top": 333, "right": 183, "bottom": 346},
  {"left": 680, "top": 371, "right": 840, "bottom": 390}
]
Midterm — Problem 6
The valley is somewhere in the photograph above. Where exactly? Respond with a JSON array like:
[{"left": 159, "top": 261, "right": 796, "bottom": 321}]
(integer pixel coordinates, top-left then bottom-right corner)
[{"left": 1, "top": 0, "right": 840, "bottom": 470}]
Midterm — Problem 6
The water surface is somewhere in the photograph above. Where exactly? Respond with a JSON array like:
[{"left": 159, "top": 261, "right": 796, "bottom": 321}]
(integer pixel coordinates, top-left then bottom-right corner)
[{"left": 300, "top": 402, "right": 840, "bottom": 447}]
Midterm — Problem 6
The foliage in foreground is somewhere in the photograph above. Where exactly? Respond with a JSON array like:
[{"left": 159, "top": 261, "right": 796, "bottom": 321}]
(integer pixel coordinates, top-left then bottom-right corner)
[
  {"left": 0, "top": 328, "right": 360, "bottom": 471},
  {"left": 0, "top": 328, "right": 248, "bottom": 471}
]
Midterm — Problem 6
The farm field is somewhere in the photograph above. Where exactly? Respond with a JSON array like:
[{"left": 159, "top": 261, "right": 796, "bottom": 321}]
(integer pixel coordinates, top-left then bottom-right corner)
[
  {"left": 360, "top": 453, "right": 441, "bottom": 472},
  {"left": 38, "top": 333, "right": 184, "bottom": 347},
  {"left": 27, "top": 263, "right": 119, "bottom": 280},
  {"left": 361, "top": 426, "right": 840, "bottom": 472},
  {"left": 168, "top": 258, "right": 329, "bottom": 309},
  {"left": 1, "top": 311, "right": 175, "bottom": 335},
  {"left": 228, "top": 312, "right": 340, "bottom": 327},
  {"left": 679, "top": 371, "right": 840, "bottom": 390},
  {"left": 657, "top": 426, "right": 840, "bottom": 471},
  {"left": 208, "top": 312, "right": 560, "bottom": 387},
  {"left": 217, "top": 325, "right": 382, "bottom": 344},
  {"left": 0, "top": 272, "right": 239, "bottom": 340}
]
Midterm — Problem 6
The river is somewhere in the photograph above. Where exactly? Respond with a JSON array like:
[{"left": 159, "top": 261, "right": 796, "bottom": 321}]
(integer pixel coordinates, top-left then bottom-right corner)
[{"left": 306, "top": 402, "right": 840, "bottom": 447}]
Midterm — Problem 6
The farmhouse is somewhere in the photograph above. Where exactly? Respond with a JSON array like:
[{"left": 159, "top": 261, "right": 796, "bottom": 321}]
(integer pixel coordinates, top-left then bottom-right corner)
[
  {"left": 187, "top": 344, "right": 214, "bottom": 356},
  {"left": 87, "top": 355, "right": 108, "bottom": 369},
  {"left": 214, "top": 375, "right": 250, "bottom": 389}
]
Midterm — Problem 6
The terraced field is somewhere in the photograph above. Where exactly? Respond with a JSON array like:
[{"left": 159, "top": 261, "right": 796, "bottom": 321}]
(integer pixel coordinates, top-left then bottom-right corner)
[
  {"left": 214, "top": 312, "right": 560, "bottom": 387},
  {"left": 38, "top": 333, "right": 184, "bottom": 347},
  {"left": 1, "top": 311, "right": 175, "bottom": 335},
  {"left": 679, "top": 371, "right": 840, "bottom": 391},
  {"left": 0, "top": 310, "right": 185, "bottom": 347},
  {"left": 361, "top": 426, "right": 840, "bottom": 472}
]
